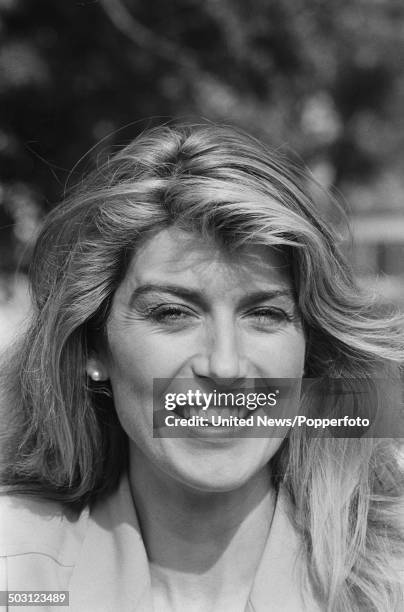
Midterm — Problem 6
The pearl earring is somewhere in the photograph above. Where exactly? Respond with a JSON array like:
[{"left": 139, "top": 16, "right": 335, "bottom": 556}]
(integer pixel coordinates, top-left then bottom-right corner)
[{"left": 89, "top": 370, "right": 103, "bottom": 381}]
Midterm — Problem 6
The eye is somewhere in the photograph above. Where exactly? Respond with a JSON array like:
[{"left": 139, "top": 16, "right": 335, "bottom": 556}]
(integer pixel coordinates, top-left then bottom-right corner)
[
  {"left": 245, "top": 307, "right": 293, "bottom": 327},
  {"left": 147, "top": 304, "right": 197, "bottom": 325}
]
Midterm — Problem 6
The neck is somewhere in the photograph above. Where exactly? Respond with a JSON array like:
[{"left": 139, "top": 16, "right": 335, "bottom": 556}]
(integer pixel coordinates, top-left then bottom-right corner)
[{"left": 128, "top": 445, "right": 277, "bottom": 611}]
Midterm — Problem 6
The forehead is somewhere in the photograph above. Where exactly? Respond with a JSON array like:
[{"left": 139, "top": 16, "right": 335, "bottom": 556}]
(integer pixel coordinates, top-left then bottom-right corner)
[{"left": 120, "top": 227, "right": 293, "bottom": 295}]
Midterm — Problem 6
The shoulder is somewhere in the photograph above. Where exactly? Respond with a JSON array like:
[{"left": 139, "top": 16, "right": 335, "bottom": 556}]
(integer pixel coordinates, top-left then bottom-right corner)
[
  {"left": 0, "top": 490, "right": 89, "bottom": 592},
  {"left": 0, "top": 491, "right": 88, "bottom": 564},
  {"left": 0, "top": 474, "right": 146, "bottom": 602},
  {"left": 0, "top": 475, "right": 153, "bottom": 610}
]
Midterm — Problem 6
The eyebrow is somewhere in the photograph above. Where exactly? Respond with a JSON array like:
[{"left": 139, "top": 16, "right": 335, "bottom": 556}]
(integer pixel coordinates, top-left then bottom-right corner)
[
  {"left": 129, "top": 284, "right": 208, "bottom": 308},
  {"left": 238, "top": 289, "right": 296, "bottom": 309},
  {"left": 129, "top": 283, "right": 295, "bottom": 309}
]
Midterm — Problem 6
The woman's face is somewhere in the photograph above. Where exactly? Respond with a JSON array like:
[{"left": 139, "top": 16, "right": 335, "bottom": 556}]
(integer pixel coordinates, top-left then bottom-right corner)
[{"left": 98, "top": 226, "right": 306, "bottom": 493}]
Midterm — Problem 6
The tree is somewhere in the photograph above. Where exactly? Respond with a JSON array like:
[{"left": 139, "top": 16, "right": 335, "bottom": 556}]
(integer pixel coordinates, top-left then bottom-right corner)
[{"left": 1, "top": 0, "right": 403, "bottom": 272}]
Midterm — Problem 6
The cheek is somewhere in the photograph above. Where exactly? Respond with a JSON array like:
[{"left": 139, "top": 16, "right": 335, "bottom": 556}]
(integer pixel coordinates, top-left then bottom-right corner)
[
  {"left": 105, "top": 330, "right": 189, "bottom": 441},
  {"left": 105, "top": 342, "right": 153, "bottom": 457},
  {"left": 103, "top": 329, "right": 152, "bottom": 436},
  {"left": 107, "top": 325, "right": 190, "bottom": 384},
  {"left": 254, "top": 329, "right": 306, "bottom": 377}
]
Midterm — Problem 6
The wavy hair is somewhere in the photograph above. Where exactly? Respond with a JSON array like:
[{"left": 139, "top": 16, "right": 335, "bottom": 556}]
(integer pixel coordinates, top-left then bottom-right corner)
[{"left": 1, "top": 124, "right": 403, "bottom": 611}]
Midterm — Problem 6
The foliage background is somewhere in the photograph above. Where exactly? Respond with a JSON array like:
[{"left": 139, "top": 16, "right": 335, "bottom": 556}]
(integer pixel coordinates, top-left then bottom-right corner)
[{"left": 0, "top": 0, "right": 403, "bottom": 343}]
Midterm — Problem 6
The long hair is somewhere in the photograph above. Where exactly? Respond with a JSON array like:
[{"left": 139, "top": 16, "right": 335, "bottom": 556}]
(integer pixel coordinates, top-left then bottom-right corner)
[{"left": 1, "top": 124, "right": 403, "bottom": 611}]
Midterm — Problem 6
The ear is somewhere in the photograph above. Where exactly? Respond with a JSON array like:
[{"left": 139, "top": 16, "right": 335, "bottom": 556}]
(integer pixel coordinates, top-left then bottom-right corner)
[{"left": 86, "top": 356, "right": 109, "bottom": 382}]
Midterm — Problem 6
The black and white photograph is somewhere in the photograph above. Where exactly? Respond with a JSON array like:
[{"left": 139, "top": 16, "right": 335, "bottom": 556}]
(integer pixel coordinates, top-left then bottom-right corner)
[{"left": 0, "top": 1, "right": 403, "bottom": 611}]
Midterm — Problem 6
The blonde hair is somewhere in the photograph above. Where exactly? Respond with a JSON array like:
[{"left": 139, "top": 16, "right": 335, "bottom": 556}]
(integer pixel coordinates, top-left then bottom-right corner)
[{"left": 1, "top": 123, "right": 403, "bottom": 610}]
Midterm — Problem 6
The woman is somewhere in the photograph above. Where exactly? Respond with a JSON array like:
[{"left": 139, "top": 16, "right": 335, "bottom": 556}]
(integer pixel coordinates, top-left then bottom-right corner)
[{"left": 0, "top": 124, "right": 403, "bottom": 611}]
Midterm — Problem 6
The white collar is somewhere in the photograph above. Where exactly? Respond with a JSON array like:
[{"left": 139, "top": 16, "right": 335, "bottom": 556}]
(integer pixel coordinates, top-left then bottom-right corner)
[{"left": 69, "top": 473, "right": 322, "bottom": 611}]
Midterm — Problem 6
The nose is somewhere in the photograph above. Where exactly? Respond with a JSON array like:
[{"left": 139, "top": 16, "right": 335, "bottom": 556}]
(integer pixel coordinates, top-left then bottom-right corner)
[{"left": 190, "top": 317, "right": 248, "bottom": 383}]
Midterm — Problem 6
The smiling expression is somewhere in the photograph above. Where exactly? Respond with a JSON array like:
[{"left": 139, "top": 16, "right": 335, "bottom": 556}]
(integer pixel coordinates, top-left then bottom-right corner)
[{"left": 96, "top": 226, "right": 306, "bottom": 493}]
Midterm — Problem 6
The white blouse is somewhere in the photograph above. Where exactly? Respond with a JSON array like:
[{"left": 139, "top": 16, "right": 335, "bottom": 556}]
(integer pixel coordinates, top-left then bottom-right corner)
[{"left": 0, "top": 474, "right": 322, "bottom": 611}]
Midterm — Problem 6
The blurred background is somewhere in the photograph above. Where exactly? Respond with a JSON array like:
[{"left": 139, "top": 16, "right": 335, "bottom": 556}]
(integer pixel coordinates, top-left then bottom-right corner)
[{"left": 0, "top": 0, "right": 404, "bottom": 347}]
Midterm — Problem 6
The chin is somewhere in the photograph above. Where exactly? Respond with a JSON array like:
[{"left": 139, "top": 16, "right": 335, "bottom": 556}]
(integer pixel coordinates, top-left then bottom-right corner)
[
  {"left": 176, "top": 468, "right": 259, "bottom": 494},
  {"left": 161, "top": 441, "right": 278, "bottom": 494}
]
